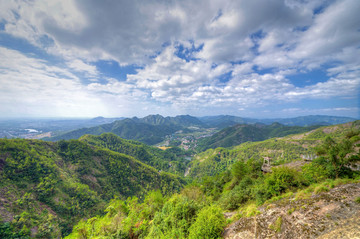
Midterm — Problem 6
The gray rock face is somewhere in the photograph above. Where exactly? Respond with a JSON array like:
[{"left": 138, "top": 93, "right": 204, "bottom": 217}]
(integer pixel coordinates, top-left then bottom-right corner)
[{"left": 223, "top": 183, "right": 360, "bottom": 239}]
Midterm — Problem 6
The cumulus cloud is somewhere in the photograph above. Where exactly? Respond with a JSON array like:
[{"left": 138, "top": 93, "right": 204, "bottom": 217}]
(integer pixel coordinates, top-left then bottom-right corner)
[
  {"left": 0, "top": 0, "right": 359, "bottom": 117},
  {"left": 0, "top": 47, "right": 107, "bottom": 117}
]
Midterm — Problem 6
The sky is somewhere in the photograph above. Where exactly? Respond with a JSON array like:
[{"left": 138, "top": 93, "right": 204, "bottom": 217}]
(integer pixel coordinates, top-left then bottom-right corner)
[{"left": 0, "top": 0, "right": 359, "bottom": 119}]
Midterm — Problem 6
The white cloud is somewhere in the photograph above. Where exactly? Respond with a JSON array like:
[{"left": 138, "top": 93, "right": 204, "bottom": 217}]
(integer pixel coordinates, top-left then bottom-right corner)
[
  {"left": 0, "top": 47, "right": 106, "bottom": 117},
  {"left": 0, "top": 0, "right": 359, "bottom": 118},
  {"left": 67, "top": 59, "right": 98, "bottom": 77},
  {"left": 290, "top": 0, "right": 360, "bottom": 65}
]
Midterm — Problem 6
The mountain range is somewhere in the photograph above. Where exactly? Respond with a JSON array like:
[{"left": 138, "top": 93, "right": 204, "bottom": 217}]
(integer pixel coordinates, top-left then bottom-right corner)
[
  {"left": 0, "top": 119, "right": 359, "bottom": 238},
  {"left": 199, "top": 115, "right": 357, "bottom": 128},
  {"left": 49, "top": 114, "right": 356, "bottom": 145}
]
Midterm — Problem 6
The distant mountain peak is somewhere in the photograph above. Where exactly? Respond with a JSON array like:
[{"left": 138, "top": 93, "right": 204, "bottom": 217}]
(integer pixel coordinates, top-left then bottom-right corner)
[{"left": 91, "top": 116, "right": 105, "bottom": 120}]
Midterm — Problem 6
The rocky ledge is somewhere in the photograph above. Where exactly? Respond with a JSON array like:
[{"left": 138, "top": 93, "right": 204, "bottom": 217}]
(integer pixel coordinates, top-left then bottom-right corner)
[{"left": 223, "top": 182, "right": 360, "bottom": 239}]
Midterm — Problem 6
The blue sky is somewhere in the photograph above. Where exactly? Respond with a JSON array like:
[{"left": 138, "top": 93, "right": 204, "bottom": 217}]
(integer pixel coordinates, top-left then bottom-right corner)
[{"left": 0, "top": 0, "right": 359, "bottom": 118}]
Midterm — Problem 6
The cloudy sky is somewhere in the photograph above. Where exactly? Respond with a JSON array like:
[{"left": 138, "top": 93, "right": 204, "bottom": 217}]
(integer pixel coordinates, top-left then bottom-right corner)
[{"left": 0, "top": 0, "right": 359, "bottom": 118}]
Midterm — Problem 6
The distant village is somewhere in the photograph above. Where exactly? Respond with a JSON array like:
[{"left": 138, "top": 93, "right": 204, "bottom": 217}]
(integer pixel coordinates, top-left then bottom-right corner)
[{"left": 159, "top": 127, "right": 217, "bottom": 150}]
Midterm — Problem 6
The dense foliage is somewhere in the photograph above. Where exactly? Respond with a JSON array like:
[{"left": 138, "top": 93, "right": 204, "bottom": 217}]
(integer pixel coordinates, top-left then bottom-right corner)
[
  {"left": 196, "top": 123, "right": 321, "bottom": 151},
  {"left": 79, "top": 133, "right": 190, "bottom": 175},
  {"left": 0, "top": 138, "right": 184, "bottom": 237},
  {"left": 189, "top": 121, "right": 360, "bottom": 178},
  {"left": 50, "top": 115, "right": 205, "bottom": 145},
  {"left": 65, "top": 121, "right": 360, "bottom": 239},
  {"left": 1, "top": 120, "right": 359, "bottom": 238}
]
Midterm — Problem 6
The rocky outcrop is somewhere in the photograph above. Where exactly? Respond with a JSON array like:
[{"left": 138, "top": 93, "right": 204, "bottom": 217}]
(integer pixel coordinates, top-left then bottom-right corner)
[{"left": 223, "top": 183, "right": 360, "bottom": 238}]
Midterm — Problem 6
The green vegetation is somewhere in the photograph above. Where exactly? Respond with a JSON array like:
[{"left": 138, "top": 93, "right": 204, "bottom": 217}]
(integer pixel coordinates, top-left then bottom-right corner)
[
  {"left": 355, "top": 197, "right": 360, "bottom": 204},
  {"left": 199, "top": 115, "right": 356, "bottom": 128},
  {"left": 1, "top": 120, "right": 359, "bottom": 238},
  {"left": 79, "top": 133, "right": 190, "bottom": 175},
  {"left": 196, "top": 123, "right": 321, "bottom": 151},
  {"left": 269, "top": 216, "right": 282, "bottom": 232},
  {"left": 50, "top": 115, "right": 205, "bottom": 145},
  {"left": 189, "top": 121, "right": 360, "bottom": 179},
  {"left": 0, "top": 137, "right": 184, "bottom": 237}
]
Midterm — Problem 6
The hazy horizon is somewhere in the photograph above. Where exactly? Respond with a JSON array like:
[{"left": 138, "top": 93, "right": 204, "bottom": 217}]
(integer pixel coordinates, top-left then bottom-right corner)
[
  {"left": 0, "top": 0, "right": 359, "bottom": 118},
  {"left": 0, "top": 114, "right": 357, "bottom": 121}
]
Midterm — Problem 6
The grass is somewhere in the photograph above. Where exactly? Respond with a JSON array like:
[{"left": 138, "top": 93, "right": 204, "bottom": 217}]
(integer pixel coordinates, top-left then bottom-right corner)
[
  {"left": 355, "top": 197, "right": 360, "bottom": 204},
  {"left": 314, "top": 185, "right": 329, "bottom": 194},
  {"left": 236, "top": 202, "right": 260, "bottom": 218},
  {"left": 287, "top": 208, "right": 295, "bottom": 215},
  {"left": 269, "top": 216, "right": 282, "bottom": 233},
  {"left": 265, "top": 192, "right": 294, "bottom": 204}
]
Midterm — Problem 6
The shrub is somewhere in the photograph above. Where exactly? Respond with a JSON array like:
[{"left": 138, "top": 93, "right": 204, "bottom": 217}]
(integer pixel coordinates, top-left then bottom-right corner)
[
  {"left": 301, "top": 162, "right": 328, "bottom": 184},
  {"left": 188, "top": 205, "right": 226, "bottom": 239},
  {"left": 264, "top": 166, "right": 301, "bottom": 197},
  {"left": 314, "top": 185, "right": 329, "bottom": 194},
  {"left": 355, "top": 197, "right": 360, "bottom": 204},
  {"left": 219, "top": 177, "right": 253, "bottom": 210},
  {"left": 269, "top": 216, "right": 282, "bottom": 233},
  {"left": 146, "top": 194, "right": 200, "bottom": 238}
]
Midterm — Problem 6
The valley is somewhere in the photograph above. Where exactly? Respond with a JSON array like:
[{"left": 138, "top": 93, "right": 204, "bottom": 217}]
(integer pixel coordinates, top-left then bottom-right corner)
[
  {"left": 2, "top": 1, "right": 359, "bottom": 238},
  {"left": 0, "top": 117, "right": 359, "bottom": 238}
]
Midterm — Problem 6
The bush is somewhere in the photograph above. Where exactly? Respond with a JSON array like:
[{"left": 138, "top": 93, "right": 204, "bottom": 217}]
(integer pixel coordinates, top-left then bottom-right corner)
[
  {"left": 355, "top": 197, "right": 360, "bottom": 204},
  {"left": 146, "top": 194, "right": 200, "bottom": 238},
  {"left": 219, "top": 177, "right": 253, "bottom": 210},
  {"left": 188, "top": 205, "right": 226, "bottom": 239},
  {"left": 264, "top": 166, "right": 301, "bottom": 197},
  {"left": 301, "top": 161, "right": 328, "bottom": 184},
  {"left": 314, "top": 185, "right": 329, "bottom": 194}
]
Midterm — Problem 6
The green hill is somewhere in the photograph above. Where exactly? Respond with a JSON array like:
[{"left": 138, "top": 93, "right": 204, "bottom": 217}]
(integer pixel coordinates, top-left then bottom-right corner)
[
  {"left": 199, "top": 115, "right": 356, "bottom": 128},
  {"left": 1, "top": 120, "right": 359, "bottom": 238},
  {"left": 49, "top": 115, "right": 205, "bottom": 145},
  {"left": 0, "top": 138, "right": 185, "bottom": 237},
  {"left": 189, "top": 121, "right": 360, "bottom": 179},
  {"left": 79, "top": 133, "right": 189, "bottom": 175},
  {"left": 64, "top": 121, "right": 360, "bottom": 239},
  {"left": 196, "top": 123, "right": 321, "bottom": 151}
]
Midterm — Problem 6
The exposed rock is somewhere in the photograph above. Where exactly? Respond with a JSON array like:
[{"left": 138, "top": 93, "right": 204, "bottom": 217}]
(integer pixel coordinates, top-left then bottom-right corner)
[
  {"left": 223, "top": 183, "right": 360, "bottom": 239},
  {"left": 261, "top": 157, "right": 272, "bottom": 173}
]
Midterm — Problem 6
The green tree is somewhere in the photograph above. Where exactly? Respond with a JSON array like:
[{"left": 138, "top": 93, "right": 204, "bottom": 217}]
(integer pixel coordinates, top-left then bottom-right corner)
[
  {"left": 316, "top": 136, "right": 354, "bottom": 178},
  {"left": 188, "top": 205, "right": 225, "bottom": 239}
]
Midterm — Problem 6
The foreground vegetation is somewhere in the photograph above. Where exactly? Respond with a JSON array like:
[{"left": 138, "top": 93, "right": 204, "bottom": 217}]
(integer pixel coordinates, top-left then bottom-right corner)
[
  {"left": 66, "top": 122, "right": 360, "bottom": 238},
  {"left": 0, "top": 138, "right": 185, "bottom": 237}
]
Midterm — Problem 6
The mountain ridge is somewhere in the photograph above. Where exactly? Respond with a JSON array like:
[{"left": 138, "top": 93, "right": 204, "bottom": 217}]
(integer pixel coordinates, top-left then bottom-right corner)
[
  {"left": 196, "top": 122, "right": 322, "bottom": 151},
  {"left": 48, "top": 115, "right": 356, "bottom": 145}
]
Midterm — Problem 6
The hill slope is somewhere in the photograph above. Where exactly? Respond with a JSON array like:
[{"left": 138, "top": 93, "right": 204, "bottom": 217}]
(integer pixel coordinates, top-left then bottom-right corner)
[
  {"left": 223, "top": 182, "right": 360, "bottom": 239},
  {"left": 0, "top": 138, "right": 184, "bottom": 237},
  {"left": 197, "top": 123, "right": 321, "bottom": 151},
  {"left": 199, "top": 115, "right": 356, "bottom": 128},
  {"left": 189, "top": 120, "right": 360, "bottom": 178},
  {"left": 64, "top": 123, "right": 360, "bottom": 239},
  {"left": 50, "top": 115, "right": 204, "bottom": 145},
  {"left": 79, "top": 133, "right": 189, "bottom": 175}
]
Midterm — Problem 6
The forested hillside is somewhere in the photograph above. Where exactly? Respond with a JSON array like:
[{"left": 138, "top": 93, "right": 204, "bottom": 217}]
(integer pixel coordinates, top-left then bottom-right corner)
[
  {"left": 196, "top": 123, "right": 321, "bottom": 151},
  {"left": 199, "top": 115, "right": 356, "bottom": 128},
  {"left": 65, "top": 121, "right": 360, "bottom": 239},
  {"left": 0, "top": 138, "right": 184, "bottom": 238},
  {"left": 48, "top": 115, "right": 355, "bottom": 146},
  {"left": 49, "top": 115, "right": 204, "bottom": 145},
  {"left": 79, "top": 133, "right": 190, "bottom": 175},
  {"left": 190, "top": 121, "right": 360, "bottom": 179},
  {"left": 1, "top": 121, "right": 359, "bottom": 238}
]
